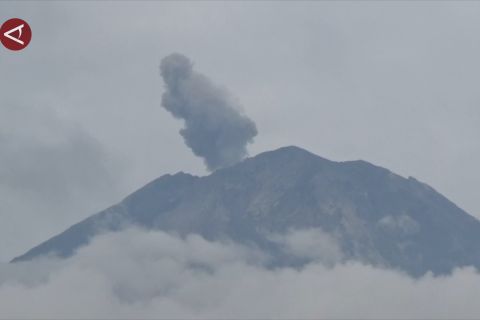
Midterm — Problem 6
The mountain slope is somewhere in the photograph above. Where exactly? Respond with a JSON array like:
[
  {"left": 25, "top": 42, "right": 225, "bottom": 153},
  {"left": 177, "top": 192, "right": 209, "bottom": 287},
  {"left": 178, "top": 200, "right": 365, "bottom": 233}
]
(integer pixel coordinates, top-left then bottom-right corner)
[{"left": 12, "top": 146, "right": 480, "bottom": 276}]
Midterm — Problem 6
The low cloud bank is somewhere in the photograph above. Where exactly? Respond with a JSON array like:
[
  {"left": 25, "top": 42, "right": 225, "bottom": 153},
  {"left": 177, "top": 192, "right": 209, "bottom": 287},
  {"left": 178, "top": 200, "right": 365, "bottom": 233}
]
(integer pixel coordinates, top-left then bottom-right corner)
[{"left": 1, "top": 228, "right": 480, "bottom": 319}]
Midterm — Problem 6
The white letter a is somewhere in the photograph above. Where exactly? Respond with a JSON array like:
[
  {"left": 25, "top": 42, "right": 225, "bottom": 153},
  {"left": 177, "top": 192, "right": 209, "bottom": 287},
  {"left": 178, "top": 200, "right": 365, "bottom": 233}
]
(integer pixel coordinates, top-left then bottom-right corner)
[{"left": 4, "top": 24, "right": 25, "bottom": 45}]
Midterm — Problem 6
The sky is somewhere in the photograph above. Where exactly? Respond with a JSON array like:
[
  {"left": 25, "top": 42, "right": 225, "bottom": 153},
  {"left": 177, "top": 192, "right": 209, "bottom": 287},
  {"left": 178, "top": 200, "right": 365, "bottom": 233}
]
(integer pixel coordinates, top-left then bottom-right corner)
[
  {"left": 1, "top": 2, "right": 480, "bottom": 317},
  {"left": 1, "top": 1, "right": 480, "bottom": 262}
]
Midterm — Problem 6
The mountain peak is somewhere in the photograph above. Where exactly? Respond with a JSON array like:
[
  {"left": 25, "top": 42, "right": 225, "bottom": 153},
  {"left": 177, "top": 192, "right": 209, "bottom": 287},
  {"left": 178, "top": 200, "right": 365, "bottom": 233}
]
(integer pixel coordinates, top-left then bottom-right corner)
[
  {"left": 212, "top": 145, "right": 334, "bottom": 181},
  {"left": 252, "top": 145, "right": 329, "bottom": 162},
  {"left": 261, "top": 145, "right": 315, "bottom": 155}
]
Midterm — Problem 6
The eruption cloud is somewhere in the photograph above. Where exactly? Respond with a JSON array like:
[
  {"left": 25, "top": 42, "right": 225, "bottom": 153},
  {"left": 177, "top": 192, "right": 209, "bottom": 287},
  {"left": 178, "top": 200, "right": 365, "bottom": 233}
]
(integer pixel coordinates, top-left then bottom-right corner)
[{"left": 160, "top": 53, "right": 258, "bottom": 171}]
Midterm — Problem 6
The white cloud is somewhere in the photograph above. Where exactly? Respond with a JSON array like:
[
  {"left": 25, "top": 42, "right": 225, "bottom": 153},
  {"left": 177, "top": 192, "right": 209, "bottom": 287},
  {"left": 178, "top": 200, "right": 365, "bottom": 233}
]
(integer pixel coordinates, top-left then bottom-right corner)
[
  {"left": 1, "top": 228, "right": 480, "bottom": 319},
  {"left": 377, "top": 214, "right": 420, "bottom": 235},
  {"left": 268, "top": 228, "right": 344, "bottom": 265}
]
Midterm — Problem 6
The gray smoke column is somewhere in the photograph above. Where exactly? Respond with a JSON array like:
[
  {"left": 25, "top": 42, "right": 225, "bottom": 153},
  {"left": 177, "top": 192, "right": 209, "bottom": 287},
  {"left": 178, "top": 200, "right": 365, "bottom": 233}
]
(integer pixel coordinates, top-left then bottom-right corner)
[{"left": 160, "top": 53, "right": 258, "bottom": 171}]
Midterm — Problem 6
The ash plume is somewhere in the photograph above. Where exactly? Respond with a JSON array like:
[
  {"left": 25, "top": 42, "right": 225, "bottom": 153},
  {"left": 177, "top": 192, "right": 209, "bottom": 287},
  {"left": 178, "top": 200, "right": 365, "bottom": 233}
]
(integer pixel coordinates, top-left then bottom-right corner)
[{"left": 160, "top": 53, "right": 257, "bottom": 171}]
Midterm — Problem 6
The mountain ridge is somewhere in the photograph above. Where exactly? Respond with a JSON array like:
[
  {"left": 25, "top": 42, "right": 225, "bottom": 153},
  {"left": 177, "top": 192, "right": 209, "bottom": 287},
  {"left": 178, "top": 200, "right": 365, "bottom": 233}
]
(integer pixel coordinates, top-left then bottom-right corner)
[{"left": 12, "top": 146, "right": 480, "bottom": 277}]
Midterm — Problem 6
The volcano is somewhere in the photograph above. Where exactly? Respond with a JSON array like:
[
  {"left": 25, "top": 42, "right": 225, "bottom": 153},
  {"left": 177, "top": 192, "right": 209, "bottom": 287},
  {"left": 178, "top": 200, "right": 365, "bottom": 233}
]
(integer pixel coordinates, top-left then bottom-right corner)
[{"left": 12, "top": 146, "right": 480, "bottom": 276}]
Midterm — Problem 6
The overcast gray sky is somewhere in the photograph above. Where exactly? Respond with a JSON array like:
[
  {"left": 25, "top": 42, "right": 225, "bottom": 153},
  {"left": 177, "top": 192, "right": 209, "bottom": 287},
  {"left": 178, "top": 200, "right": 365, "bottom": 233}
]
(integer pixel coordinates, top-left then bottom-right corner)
[{"left": 1, "top": 2, "right": 479, "bottom": 262}]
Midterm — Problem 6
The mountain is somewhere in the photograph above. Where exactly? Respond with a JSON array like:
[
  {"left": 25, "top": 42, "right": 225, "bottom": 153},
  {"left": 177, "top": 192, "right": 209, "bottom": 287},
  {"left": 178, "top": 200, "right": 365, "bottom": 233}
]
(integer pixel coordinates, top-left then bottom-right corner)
[{"left": 11, "top": 146, "right": 480, "bottom": 276}]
